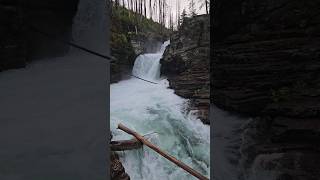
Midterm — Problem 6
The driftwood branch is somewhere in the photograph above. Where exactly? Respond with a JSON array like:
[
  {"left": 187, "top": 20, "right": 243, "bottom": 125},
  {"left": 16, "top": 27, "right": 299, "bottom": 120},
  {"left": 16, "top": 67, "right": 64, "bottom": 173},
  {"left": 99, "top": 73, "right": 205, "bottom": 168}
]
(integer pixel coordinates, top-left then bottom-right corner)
[
  {"left": 117, "top": 123, "right": 209, "bottom": 180},
  {"left": 110, "top": 138, "right": 143, "bottom": 151}
]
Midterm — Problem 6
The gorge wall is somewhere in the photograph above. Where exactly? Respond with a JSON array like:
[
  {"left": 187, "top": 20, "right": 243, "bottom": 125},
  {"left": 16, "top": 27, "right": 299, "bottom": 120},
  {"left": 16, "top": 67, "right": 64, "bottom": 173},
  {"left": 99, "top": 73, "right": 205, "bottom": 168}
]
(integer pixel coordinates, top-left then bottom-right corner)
[
  {"left": 213, "top": 0, "right": 320, "bottom": 179},
  {"left": 0, "top": 0, "right": 79, "bottom": 71},
  {"left": 161, "top": 15, "right": 210, "bottom": 124}
]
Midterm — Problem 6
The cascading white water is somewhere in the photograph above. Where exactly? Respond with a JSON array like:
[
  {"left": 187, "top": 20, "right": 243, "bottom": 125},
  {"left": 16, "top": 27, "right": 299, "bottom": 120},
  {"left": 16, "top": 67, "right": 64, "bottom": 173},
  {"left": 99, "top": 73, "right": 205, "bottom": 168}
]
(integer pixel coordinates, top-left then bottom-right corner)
[
  {"left": 132, "top": 40, "right": 170, "bottom": 80},
  {"left": 111, "top": 41, "right": 210, "bottom": 179}
]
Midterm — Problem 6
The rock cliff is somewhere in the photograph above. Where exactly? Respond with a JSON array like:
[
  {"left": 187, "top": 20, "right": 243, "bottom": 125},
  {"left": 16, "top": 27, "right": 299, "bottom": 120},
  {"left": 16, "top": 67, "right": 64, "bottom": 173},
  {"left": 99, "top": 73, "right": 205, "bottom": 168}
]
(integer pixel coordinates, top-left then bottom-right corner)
[
  {"left": 213, "top": 0, "right": 320, "bottom": 179},
  {"left": 161, "top": 15, "right": 210, "bottom": 124}
]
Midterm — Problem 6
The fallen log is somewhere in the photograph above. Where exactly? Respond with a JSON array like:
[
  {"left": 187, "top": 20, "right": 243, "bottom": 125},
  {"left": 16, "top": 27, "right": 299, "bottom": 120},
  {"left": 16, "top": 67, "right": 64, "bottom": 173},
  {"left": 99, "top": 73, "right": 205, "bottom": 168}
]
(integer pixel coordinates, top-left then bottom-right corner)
[
  {"left": 117, "top": 123, "right": 209, "bottom": 180},
  {"left": 110, "top": 138, "right": 143, "bottom": 151}
]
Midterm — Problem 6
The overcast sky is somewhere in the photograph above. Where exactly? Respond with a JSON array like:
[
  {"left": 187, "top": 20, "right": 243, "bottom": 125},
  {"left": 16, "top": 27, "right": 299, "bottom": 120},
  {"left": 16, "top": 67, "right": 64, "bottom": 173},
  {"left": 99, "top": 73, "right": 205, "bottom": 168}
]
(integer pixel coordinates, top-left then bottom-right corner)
[
  {"left": 118, "top": 0, "right": 207, "bottom": 28},
  {"left": 164, "top": 0, "right": 207, "bottom": 27}
]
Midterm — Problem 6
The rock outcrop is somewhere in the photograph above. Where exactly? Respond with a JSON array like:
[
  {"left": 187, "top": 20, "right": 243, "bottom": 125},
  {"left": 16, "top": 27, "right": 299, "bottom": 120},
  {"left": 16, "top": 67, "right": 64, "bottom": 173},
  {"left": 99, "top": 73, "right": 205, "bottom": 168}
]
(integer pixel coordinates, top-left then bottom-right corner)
[
  {"left": 110, "top": 152, "right": 130, "bottom": 180},
  {"left": 130, "top": 33, "right": 165, "bottom": 55},
  {"left": 110, "top": 32, "right": 165, "bottom": 83},
  {"left": 161, "top": 15, "right": 210, "bottom": 124},
  {"left": 110, "top": 133, "right": 130, "bottom": 180},
  {"left": 213, "top": 0, "right": 320, "bottom": 179}
]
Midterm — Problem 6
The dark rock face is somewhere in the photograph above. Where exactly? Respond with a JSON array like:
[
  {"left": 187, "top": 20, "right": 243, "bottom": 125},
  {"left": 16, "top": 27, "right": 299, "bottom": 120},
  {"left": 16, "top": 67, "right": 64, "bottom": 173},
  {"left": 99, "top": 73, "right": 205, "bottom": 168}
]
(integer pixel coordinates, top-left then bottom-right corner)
[
  {"left": 0, "top": 0, "right": 79, "bottom": 72},
  {"left": 110, "top": 132, "right": 130, "bottom": 180},
  {"left": 161, "top": 15, "right": 210, "bottom": 124},
  {"left": 110, "top": 153, "right": 130, "bottom": 180},
  {"left": 131, "top": 33, "right": 165, "bottom": 55},
  {"left": 213, "top": 0, "right": 320, "bottom": 179}
]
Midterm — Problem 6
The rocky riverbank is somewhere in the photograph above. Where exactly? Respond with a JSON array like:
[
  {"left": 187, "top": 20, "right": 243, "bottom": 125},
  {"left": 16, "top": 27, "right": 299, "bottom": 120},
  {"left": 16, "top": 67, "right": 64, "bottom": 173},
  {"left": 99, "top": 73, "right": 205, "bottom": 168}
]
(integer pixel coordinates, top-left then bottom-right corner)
[
  {"left": 161, "top": 15, "right": 210, "bottom": 124},
  {"left": 213, "top": 0, "right": 320, "bottom": 179}
]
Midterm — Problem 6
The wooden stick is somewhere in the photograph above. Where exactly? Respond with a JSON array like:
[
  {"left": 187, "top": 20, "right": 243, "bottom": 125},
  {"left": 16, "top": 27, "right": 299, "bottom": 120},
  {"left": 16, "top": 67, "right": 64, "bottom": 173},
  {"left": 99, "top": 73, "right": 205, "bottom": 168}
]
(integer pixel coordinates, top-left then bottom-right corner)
[
  {"left": 117, "top": 123, "right": 209, "bottom": 180},
  {"left": 110, "top": 138, "right": 143, "bottom": 151}
]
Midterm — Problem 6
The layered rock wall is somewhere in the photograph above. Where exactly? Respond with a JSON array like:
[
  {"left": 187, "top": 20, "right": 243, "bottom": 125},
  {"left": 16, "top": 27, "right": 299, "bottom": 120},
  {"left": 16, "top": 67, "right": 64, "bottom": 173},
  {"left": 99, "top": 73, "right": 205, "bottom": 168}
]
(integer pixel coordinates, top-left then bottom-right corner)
[
  {"left": 213, "top": 0, "right": 320, "bottom": 179},
  {"left": 161, "top": 15, "right": 210, "bottom": 124}
]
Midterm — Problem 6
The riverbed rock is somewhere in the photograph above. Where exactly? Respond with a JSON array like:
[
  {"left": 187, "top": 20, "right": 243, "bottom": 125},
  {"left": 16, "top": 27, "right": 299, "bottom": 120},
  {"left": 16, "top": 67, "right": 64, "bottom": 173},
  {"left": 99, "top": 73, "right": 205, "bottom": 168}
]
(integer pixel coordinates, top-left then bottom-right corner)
[
  {"left": 110, "top": 152, "right": 130, "bottom": 180},
  {"left": 213, "top": 0, "right": 320, "bottom": 179},
  {"left": 110, "top": 131, "right": 130, "bottom": 180},
  {"left": 161, "top": 15, "right": 210, "bottom": 124}
]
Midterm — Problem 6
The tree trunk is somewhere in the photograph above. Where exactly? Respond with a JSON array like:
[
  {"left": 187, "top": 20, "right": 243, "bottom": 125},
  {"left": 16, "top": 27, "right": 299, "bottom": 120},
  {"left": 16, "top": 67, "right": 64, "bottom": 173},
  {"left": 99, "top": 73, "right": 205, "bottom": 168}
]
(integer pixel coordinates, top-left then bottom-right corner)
[
  {"left": 118, "top": 123, "right": 209, "bottom": 180},
  {"left": 144, "top": 0, "right": 147, "bottom": 17},
  {"left": 110, "top": 139, "right": 143, "bottom": 151},
  {"left": 205, "top": 0, "right": 208, "bottom": 14}
]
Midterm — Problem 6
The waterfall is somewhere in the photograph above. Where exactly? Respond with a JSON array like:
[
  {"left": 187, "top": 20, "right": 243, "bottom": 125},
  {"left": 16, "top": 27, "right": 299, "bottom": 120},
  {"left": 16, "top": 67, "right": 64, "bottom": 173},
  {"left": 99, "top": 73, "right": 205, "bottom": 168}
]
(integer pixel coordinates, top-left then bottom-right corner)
[
  {"left": 111, "top": 40, "right": 210, "bottom": 180},
  {"left": 71, "top": 0, "right": 108, "bottom": 55},
  {"left": 132, "top": 40, "right": 170, "bottom": 81}
]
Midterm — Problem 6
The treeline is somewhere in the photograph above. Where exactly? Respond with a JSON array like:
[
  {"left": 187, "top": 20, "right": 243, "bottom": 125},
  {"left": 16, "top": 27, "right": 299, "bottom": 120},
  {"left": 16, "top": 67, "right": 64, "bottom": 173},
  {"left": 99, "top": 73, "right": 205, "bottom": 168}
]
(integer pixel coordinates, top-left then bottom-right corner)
[{"left": 110, "top": 0, "right": 210, "bottom": 31}]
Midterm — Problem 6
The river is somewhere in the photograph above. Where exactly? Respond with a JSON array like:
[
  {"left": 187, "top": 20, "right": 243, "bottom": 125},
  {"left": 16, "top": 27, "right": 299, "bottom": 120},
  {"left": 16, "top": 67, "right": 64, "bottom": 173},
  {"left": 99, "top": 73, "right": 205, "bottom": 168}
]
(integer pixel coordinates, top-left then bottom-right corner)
[{"left": 110, "top": 41, "right": 210, "bottom": 180}]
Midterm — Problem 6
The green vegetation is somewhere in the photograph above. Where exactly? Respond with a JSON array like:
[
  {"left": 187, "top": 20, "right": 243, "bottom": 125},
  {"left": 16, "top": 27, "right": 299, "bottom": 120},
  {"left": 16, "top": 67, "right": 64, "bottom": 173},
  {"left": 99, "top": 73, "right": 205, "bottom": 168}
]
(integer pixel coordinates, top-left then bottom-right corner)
[{"left": 111, "top": 6, "right": 169, "bottom": 62}]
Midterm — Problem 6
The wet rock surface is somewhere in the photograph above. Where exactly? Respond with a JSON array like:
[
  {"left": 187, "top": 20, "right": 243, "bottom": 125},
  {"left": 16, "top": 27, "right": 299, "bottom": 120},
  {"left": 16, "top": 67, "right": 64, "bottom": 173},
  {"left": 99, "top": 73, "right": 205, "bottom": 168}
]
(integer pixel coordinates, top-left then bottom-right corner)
[
  {"left": 110, "top": 133, "right": 130, "bottom": 180},
  {"left": 161, "top": 15, "right": 210, "bottom": 124},
  {"left": 213, "top": 0, "right": 320, "bottom": 179},
  {"left": 110, "top": 152, "right": 130, "bottom": 180}
]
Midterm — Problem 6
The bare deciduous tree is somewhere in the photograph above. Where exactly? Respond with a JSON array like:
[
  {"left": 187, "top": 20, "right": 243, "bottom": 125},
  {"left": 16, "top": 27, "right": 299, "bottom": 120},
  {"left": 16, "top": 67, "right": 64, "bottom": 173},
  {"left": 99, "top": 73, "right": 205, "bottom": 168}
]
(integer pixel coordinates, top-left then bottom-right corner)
[{"left": 189, "top": 0, "right": 197, "bottom": 16}]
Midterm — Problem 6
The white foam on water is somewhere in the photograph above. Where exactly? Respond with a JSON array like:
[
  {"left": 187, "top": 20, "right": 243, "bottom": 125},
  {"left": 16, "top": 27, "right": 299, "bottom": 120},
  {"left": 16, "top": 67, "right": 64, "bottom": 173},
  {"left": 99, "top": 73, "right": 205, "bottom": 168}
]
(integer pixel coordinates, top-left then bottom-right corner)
[
  {"left": 111, "top": 40, "right": 210, "bottom": 180},
  {"left": 132, "top": 40, "right": 170, "bottom": 81}
]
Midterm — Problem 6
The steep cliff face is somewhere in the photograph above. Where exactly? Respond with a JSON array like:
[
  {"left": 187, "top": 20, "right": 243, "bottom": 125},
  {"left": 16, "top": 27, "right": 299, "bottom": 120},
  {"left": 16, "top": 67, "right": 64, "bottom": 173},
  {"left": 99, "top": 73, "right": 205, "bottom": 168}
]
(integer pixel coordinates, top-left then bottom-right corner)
[
  {"left": 0, "top": 0, "right": 79, "bottom": 72},
  {"left": 161, "top": 15, "right": 210, "bottom": 124},
  {"left": 213, "top": 0, "right": 320, "bottom": 179}
]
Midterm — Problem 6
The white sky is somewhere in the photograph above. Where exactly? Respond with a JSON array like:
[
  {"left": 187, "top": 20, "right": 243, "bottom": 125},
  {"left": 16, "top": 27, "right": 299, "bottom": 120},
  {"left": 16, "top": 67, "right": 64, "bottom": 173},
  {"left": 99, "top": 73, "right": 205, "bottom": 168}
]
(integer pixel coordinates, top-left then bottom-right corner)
[
  {"left": 167, "top": 0, "right": 206, "bottom": 27},
  {"left": 118, "top": 0, "right": 207, "bottom": 28}
]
